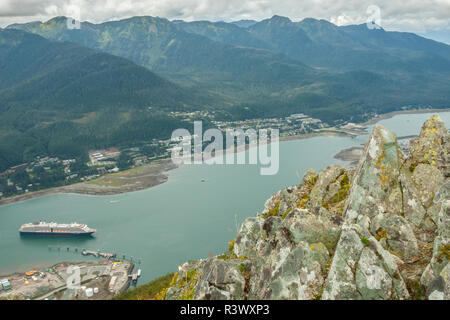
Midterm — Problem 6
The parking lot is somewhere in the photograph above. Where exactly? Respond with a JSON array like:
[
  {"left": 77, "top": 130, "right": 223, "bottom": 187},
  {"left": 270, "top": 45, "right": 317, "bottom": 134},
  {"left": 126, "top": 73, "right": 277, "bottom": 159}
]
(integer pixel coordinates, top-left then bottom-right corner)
[{"left": 0, "top": 261, "right": 132, "bottom": 300}]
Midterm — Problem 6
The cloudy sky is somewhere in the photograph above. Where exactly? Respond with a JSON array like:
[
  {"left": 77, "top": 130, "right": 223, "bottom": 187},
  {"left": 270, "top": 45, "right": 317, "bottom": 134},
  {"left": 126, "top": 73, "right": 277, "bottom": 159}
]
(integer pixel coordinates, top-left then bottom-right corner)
[{"left": 1, "top": 0, "right": 449, "bottom": 42}]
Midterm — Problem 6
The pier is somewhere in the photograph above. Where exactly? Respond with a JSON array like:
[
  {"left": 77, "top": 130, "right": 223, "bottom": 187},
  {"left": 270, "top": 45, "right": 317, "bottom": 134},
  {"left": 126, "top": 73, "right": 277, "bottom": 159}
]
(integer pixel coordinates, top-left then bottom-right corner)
[
  {"left": 81, "top": 250, "right": 116, "bottom": 260},
  {"left": 47, "top": 246, "right": 142, "bottom": 264},
  {"left": 129, "top": 269, "right": 142, "bottom": 282}
]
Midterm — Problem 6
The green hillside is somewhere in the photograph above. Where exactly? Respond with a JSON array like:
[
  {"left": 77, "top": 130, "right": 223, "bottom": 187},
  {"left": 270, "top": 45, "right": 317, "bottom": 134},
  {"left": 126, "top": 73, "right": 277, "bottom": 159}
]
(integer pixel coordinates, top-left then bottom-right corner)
[
  {"left": 9, "top": 15, "right": 450, "bottom": 114},
  {"left": 0, "top": 29, "right": 195, "bottom": 172}
]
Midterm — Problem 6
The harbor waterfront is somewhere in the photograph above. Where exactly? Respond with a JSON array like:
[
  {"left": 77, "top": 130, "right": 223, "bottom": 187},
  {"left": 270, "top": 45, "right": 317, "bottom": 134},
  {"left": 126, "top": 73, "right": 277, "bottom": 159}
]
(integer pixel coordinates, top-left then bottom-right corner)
[
  {"left": 0, "top": 260, "right": 134, "bottom": 300},
  {"left": 0, "top": 111, "right": 449, "bottom": 285}
]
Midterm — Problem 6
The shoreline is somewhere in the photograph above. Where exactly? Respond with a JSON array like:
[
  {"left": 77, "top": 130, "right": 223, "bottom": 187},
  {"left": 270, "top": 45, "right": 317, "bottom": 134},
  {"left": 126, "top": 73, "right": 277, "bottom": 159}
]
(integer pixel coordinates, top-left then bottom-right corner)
[
  {"left": 333, "top": 146, "right": 364, "bottom": 166},
  {"left": 361, "top": 108, "right": 450, "bottom": 126},
  {"left": 0, "top": 159, "right": 177, "bottom": 207},
  {"left": 1, "top": 108, "right": 448, "bottom": 208}
]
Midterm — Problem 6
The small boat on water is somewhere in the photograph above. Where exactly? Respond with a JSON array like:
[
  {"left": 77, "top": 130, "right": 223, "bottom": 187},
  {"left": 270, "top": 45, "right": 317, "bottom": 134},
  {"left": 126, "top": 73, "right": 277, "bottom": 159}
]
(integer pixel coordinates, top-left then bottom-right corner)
[{"left": 19, "top": 221, "right": 96, "bottom": 237}]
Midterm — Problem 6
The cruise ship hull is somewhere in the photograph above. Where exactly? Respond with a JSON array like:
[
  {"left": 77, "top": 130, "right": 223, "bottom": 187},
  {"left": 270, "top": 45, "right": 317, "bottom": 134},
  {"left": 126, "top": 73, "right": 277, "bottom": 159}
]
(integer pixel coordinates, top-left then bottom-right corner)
[
  {"left": 19, "top": 221, "right": 96, "bottom": 237},
  {"left": 19, "top": 231, "right": 95, "bottom": 237}
]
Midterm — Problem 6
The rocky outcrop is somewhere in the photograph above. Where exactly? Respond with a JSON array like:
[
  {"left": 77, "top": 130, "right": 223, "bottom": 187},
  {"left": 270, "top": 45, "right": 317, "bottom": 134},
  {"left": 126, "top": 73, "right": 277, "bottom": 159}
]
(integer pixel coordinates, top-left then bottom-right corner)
[
  {"left": 159, "top": 115, "right": 449, "bottom": 300},
  {"left": 407, "top": 115, "right": 449, "bottom": 177},
  {"left": 322, "top": 124, "right": 411, "bottom": 300}
]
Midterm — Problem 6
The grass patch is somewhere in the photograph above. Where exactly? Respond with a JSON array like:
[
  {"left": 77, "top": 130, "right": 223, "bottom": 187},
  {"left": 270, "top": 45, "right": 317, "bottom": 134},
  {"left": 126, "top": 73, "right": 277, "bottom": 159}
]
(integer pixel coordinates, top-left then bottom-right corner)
[
  {"left": 113, "top": 272, "right": 174, "bottom": 300},
  {"left": 261, "top": 199, "right": 280, "bottom": 218},
  {"left": 229, "top": 238, "right": 236, "bottom": 252},
  {"left": 360, "top": 236, "right": 370, "bottom": 246},
  {"left": 437, "top": 245, "right": 450, "bottom": 263},
  {"left": 281, "top": 208, "right": 293, "bottom": 220}
]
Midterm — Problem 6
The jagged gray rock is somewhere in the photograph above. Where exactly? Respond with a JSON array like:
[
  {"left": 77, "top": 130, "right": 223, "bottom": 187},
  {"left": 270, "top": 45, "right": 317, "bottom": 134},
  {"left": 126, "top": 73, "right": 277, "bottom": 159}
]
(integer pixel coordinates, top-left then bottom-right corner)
[
  {"left": 307, "top": 165, "right": 345, "bottom": 209},
  {"left": 249, "top": 240, "right": 329, "bottom": 299},
  {"left": 408, "top": 115, "right": 449, "bottom": 177},
  {"left": 194, "top": 259, "right": 247, "bottom": 300},
  {"left": 323, "top": 124, "right": 410, "bottom": 300},
  {"left": 234, "top": 217, "right": 266, "bottom": 259},
  {"left": 161, "top": 115, "right": 449, "bottom": 301}
]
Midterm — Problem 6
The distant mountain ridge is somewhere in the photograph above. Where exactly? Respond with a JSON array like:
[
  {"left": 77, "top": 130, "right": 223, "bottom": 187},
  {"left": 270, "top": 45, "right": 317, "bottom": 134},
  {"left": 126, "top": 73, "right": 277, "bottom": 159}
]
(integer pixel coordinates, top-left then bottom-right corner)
[
  {"left": 0, "top": 29, "right": 196, "bottom": 110},
  {"left": 230, "top": 20, "right": 258, "bottom": 28},
  {"left": 9, "top": 15, "right": 450, "bottom": 73},
  {"left": 7, "top": 16, "right": 311, "bottom": 80},
  {"left": 7, "top": 15, "right": 450, "bottom": 122},
  {"left": 177, "top": 15, "right": 450, "bottom": 73},
  {"left": 2, "top": 15, "right": 450, "bottom": 171}
]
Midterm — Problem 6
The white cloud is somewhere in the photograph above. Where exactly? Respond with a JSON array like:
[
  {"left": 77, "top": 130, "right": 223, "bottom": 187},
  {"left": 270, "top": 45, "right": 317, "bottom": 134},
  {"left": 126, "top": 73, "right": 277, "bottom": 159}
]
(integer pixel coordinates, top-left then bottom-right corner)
[{"left": 0, "top": 0, "right": 449, "bottom": 35}]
